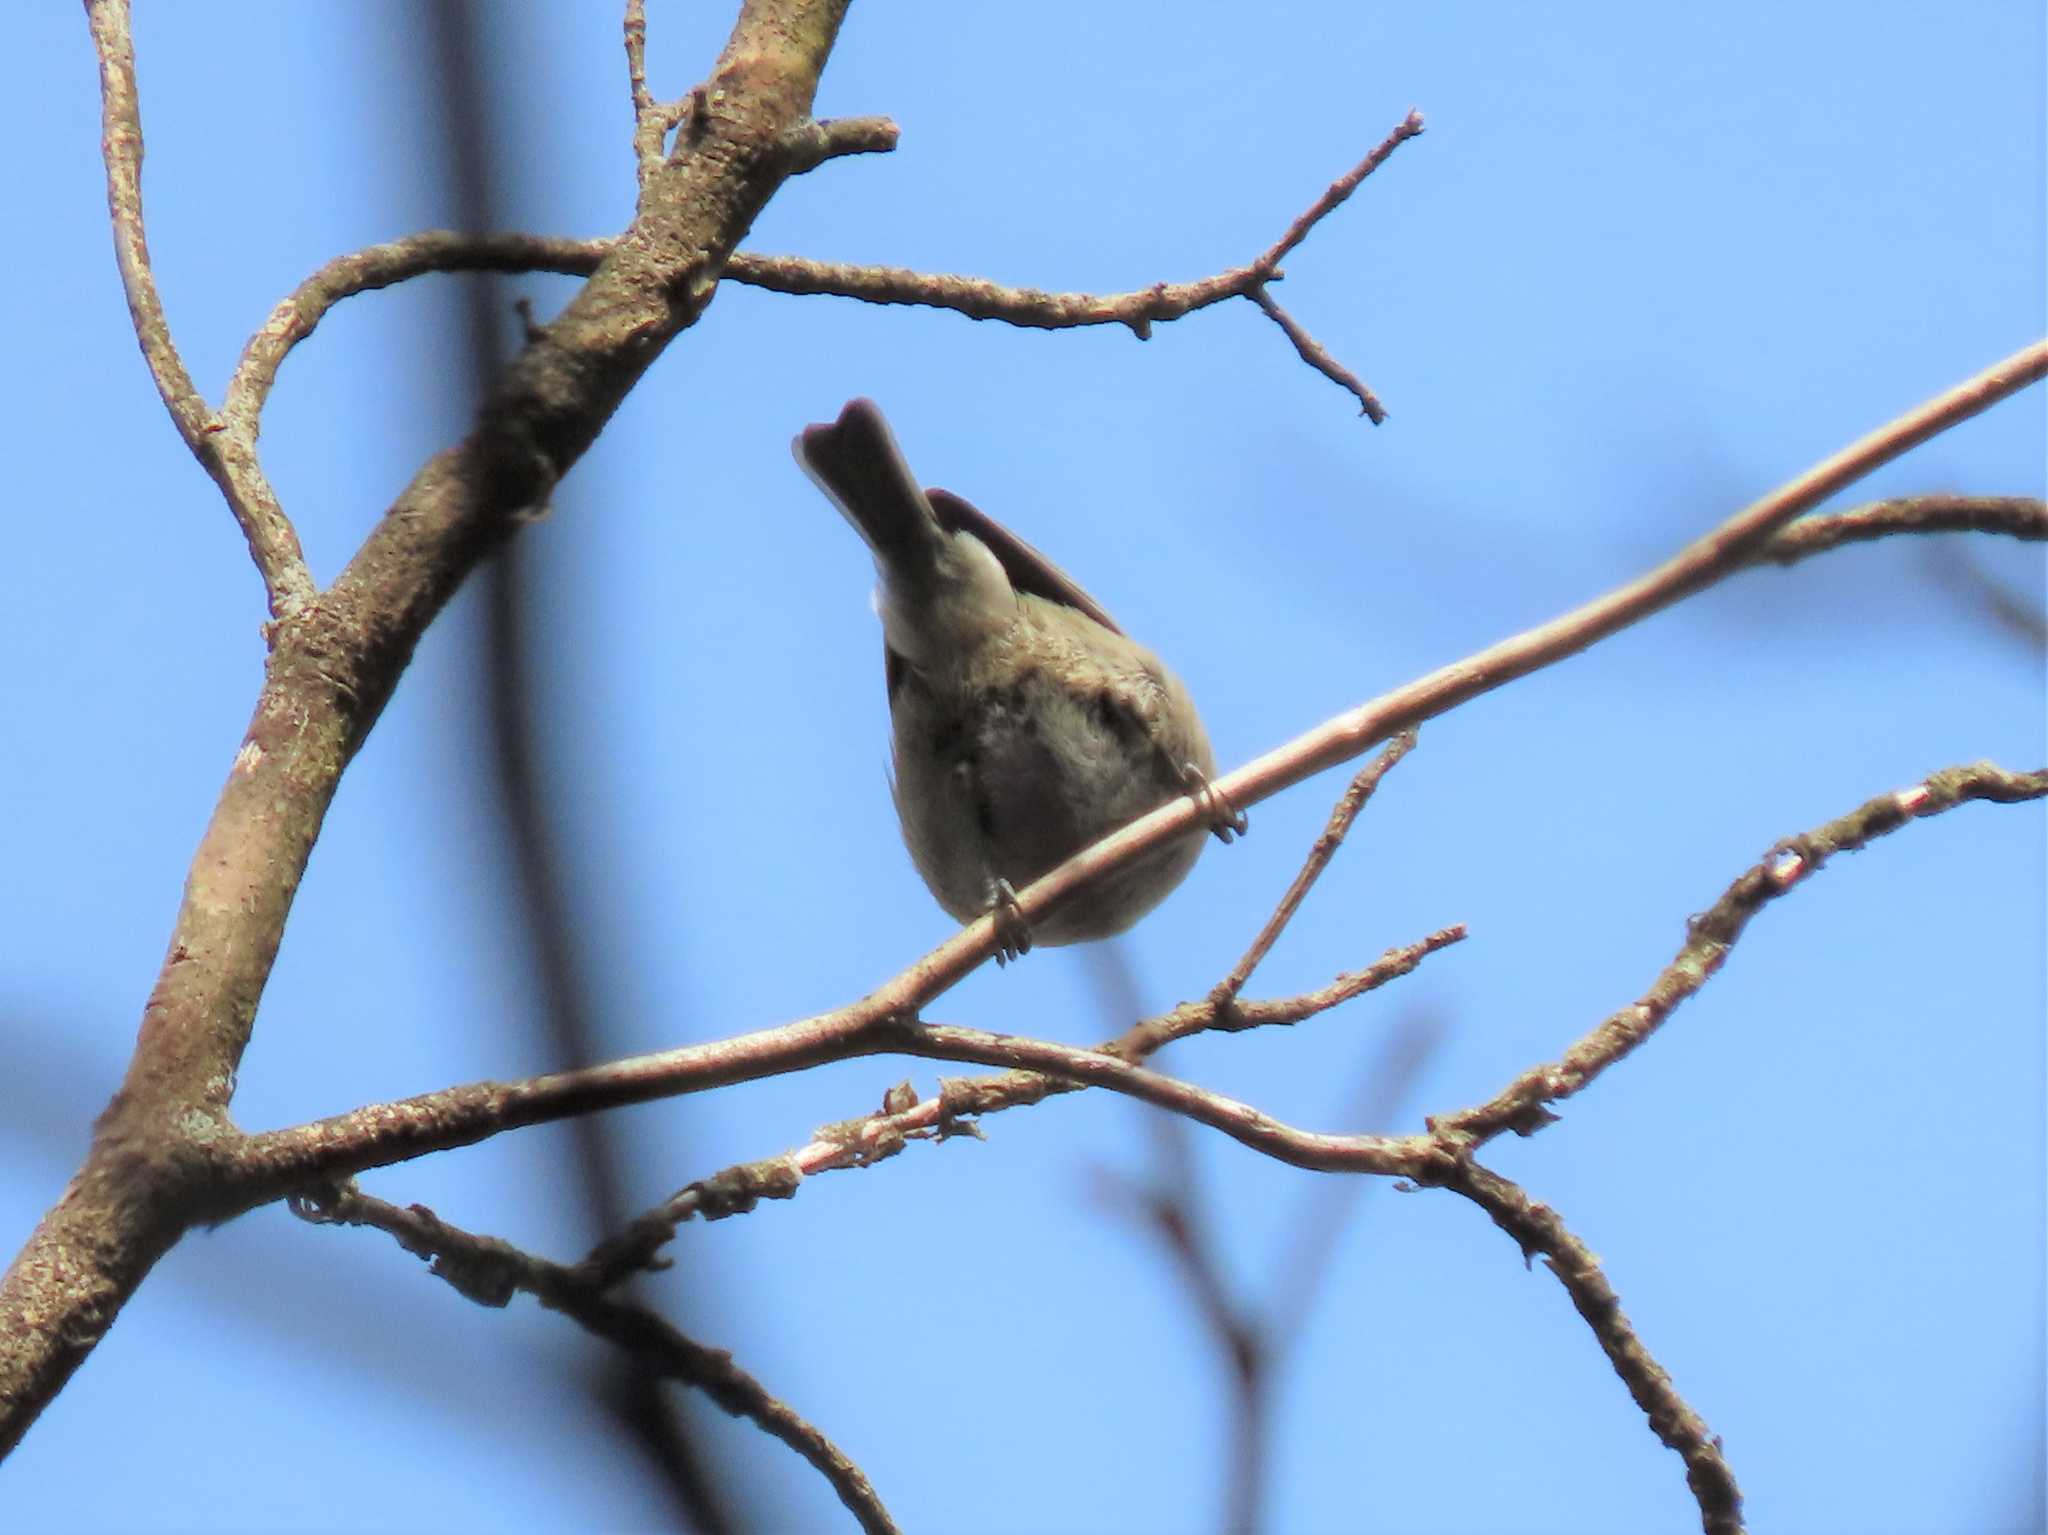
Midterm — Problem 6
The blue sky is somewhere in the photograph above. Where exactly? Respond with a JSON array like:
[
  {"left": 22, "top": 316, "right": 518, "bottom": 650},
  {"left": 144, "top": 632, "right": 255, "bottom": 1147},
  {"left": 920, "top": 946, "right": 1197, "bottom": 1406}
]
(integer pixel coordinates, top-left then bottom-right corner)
[{"left": 1, "top": 4, "right": 2042, "bottom": 1532}]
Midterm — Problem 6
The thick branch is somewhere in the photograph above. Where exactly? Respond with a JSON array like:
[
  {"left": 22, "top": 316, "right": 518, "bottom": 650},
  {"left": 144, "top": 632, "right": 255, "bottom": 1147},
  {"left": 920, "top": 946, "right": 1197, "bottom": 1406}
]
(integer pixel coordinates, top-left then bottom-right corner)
[{"left": 1, "top": 0, "right": 854, "bottom": 1459}]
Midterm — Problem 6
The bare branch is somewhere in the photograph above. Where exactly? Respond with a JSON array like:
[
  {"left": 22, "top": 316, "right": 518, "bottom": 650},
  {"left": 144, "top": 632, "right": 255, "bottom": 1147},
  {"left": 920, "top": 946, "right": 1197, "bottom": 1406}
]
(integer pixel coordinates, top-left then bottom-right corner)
[
  {"left": 580, "top": 928, "right": 1467, "bottom": 1284},
  {"left": 968, "top": 343, "right": 2046, "bottom": 973},
  {"left": 1248, "top": 282, "right": 1389, "bottom": 421},
  {"left": 226, "top": 233, "right": 611, "bottom": 433},
  {"left": 297, "top": 1185, "right": 898, "bottom": 1535},
  {"left": 225, "top": 110, "right": 1406, "bottom": 438},
  {"left": 1447, "top": 1161, "right": 1744, "bottom": 1535},
  {"left": 1757, "top": 494, "right": 2046, "bottom": 565},
  {"left": 718, "top": 106, "right": 1425, "bottom": 412},
  {"left": 1257, "top": 108, "right": 1425, "bottom": 272},
  {"left": 2, "top": 0, "right": 860, "bottom": 1456},
  {"left": 1213, "top": 730, "right": 1418, "bottom": 1006},
  {"left": 233, "top": 928, "right": 1469, "bottom": 1211},
  {"left": 1435, "top": 759, "right": 2048, "bottom": 1147},
  {"left": 222, "top": 340, "right": 2048, "bottom": 1200},
  {"left": 84, "top": 0, "right": 314, "bottom": 617}
]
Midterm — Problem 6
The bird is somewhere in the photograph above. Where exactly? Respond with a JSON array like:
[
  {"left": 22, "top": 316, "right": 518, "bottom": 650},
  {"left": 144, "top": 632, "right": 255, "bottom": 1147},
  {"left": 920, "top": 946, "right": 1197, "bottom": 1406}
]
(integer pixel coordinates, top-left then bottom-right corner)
[{"left": 794, "top": 397, "right": 1241, "bottom": 960}]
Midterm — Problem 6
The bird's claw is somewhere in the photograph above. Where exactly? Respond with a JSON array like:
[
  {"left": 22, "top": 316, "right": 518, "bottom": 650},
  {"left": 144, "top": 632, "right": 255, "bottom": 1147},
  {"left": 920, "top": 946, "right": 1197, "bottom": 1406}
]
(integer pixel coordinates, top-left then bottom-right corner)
[
  {"left": 1181, "top": 763, "right": 1248, "bottom": 843},
  {"left": 987, "top": 878, "right": 1033, "bottom": 966}
]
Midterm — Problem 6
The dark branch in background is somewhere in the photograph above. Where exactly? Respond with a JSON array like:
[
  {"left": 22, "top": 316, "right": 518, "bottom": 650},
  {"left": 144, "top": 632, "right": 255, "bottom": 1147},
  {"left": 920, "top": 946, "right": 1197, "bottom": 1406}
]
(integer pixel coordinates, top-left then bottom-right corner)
[
  {"left": 1104, "top": 733, "right": 1426, "bottom": 1534},
  {"left": 424, "top": 7, "right": 734, "bottom": 1527},
  {"left": 1100, "top": 1008, "right": 1444, "bottom": 1535},
  {"left": 1924, "top": 541, "right": 2048, "bottom": 653},
  {"left": 292, "top": 1186, "right": 898, "bottom": 1535}
]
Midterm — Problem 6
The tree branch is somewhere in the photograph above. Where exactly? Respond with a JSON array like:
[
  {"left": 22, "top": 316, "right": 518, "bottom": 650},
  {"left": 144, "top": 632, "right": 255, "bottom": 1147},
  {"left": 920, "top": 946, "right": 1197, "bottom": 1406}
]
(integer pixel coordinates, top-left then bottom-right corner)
[
  {"left": 1447, "top": 1161, "right": 1744, "bottom": 1535},
  {"left": 579, "top": 928, "right": 1466, "bottom": 1285},
  {"left": 1757, "top": 494, "right": 2046, "bottom": 564},
  {"left": 1433, "top": 759, "right": 2048, "bottom": 1148},
  {"left": 84, "top": 0, "right": 314, "bottom": 617},
  {"left": 225, "top": 110, "right": 1418, "bottom": 437},
  {"left": 296, "top": 1185, "right": 899, "bottom": 1535},
  {"left": 1212, "top": 730, "right": 1418, "bottom": 1006},
  {"left": 1, "top": 0, "right": 857, "bottom": 1457},
  {"left": 217, "top": 337, "right": 2046, "bottom": 1201}
]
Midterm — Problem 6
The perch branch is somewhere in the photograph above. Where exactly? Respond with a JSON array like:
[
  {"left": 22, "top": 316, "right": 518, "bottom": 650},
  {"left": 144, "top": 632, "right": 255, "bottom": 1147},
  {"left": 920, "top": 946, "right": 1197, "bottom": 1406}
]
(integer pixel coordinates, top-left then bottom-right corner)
[{"left": 580, "top": 927, "right": 1465, "bottom": 1284}]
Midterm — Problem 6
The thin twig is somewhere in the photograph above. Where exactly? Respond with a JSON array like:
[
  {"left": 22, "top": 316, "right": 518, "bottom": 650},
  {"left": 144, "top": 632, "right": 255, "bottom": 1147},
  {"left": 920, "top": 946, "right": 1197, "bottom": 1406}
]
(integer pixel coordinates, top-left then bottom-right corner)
[
  {"left": 1434, "top": 759, "right": 2048, "bottom": 1147},
  {"left": 1213, "top": 730, "right": 1418, "bottom": 1006},
  {"left": 84, "top": 0, "right": 313, "bottom": 617},
  {"left": 224, "top": 110, "right": 1417, "bottom": 439},
  {"left": 1249, "top": 283, "right": 1388, "bottom": 421},
  {"left": 297, "top": 1185, "right": 898, "bottom": 1535},
  {"left": 1257, "top": 108, "right": 1425, "bottom": 272},
  {"left": 225, "top": 232, "right": 611, "bottom": 430},
  {"left": 1447, "top": 1161, "right": 1744, "bottom": 1535},
  {"left": 624, "top": 0, "right": 661, "bottom": 184}
]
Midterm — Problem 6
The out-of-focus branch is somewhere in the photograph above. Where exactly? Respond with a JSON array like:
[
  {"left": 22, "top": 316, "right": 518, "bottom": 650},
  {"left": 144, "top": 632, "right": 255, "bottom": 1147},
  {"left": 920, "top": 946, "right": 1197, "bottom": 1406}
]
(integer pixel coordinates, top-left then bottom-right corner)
[
  {"left": 426, "top": 4, "right": 731, "bottom": 1520},
  {"left": 295, "top": 1186, "right": 898, "bottom": 1535},
  {"left": 84, "top": 0, "right": 313, "bottom": 617}
]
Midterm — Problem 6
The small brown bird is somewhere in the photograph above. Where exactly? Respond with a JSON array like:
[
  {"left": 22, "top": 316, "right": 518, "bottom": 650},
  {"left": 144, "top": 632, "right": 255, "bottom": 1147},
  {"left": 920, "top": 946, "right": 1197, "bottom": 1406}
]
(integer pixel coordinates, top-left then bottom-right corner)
[{"left": 794, "top": 398, "right": 1240, "bottom": 958}]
